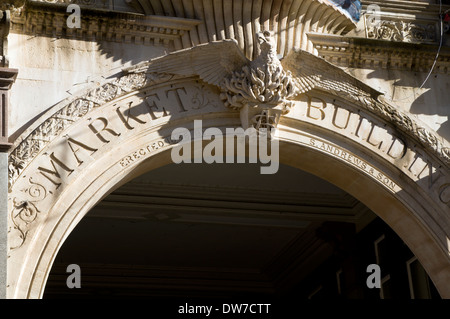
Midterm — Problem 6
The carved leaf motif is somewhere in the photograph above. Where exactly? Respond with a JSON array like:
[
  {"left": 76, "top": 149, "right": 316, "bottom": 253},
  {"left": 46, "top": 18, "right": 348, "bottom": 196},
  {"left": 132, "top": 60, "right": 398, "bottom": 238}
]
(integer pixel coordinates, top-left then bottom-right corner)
[
  {"left": 368, "top": 20, "right": 436, "bottom": 43},
  {"left": 442, "top": 148, "right": 450, "bottom": 162},
  {"left": 417, "top": 128, "right": 439, "bottom": 151},
  {"left": 10, "top": 178, "right": 48, "bottom": 250},
  {"left": 220, "top": 64, "right": 299, "bottom": 110},
  {"left": 115, "top": 73, "right": 147, "bottom": 93},
  {"left": 191, "top": 85, "right": 219, "bottom": 109}
]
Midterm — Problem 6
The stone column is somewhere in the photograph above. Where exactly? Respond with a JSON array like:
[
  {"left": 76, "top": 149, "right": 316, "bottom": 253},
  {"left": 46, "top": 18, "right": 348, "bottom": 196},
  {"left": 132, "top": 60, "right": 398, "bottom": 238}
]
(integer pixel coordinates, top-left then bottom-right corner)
[{"left": 0, "top": 68, "right": 18, "bottom": 299}]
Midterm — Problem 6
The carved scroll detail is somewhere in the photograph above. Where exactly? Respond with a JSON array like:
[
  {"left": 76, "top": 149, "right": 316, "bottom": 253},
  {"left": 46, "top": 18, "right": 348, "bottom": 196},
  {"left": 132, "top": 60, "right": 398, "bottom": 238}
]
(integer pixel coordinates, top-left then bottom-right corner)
[
  {"left": 191, "top": 85, "right": 220, "bottom": 109},
  {"left": 10, "top": 178, "right": 47, "bottom": 249},
  {"left": 367, "top": 20, "right": 436, "bottom": 43}
]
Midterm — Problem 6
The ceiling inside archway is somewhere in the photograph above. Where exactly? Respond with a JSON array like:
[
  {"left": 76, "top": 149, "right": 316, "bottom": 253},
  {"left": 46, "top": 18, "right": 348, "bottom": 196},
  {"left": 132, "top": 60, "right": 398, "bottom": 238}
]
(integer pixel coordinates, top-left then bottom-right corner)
[{"left": 46, "top": 163, "right": 375, "bottom": 298}]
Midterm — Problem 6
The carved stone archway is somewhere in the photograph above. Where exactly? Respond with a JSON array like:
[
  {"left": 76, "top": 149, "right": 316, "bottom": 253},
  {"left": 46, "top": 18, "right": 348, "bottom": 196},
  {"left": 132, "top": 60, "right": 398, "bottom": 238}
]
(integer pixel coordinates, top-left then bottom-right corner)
[{"left": 6, "top": 46, "right": 450, "bottom": 298}]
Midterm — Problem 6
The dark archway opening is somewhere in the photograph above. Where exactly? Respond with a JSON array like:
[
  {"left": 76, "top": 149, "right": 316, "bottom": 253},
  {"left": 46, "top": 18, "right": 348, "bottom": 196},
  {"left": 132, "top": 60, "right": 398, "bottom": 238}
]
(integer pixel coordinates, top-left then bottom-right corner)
[{"left": 43, "top": 163, "right": 440, "bottom": 299}]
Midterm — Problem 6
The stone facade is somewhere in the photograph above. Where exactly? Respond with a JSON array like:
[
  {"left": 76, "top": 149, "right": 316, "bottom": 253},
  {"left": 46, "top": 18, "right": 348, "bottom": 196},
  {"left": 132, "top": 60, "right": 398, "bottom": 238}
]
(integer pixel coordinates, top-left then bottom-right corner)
[{"left": 1, "top": 0, "right": 449, "bottom": 299}]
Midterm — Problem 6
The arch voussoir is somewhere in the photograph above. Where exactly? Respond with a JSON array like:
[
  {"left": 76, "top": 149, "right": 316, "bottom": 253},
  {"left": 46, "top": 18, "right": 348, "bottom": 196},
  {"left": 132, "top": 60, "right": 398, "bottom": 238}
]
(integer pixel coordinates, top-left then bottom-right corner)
[{"left": 6, "top": 46, "right": 450, "bottom": 299}]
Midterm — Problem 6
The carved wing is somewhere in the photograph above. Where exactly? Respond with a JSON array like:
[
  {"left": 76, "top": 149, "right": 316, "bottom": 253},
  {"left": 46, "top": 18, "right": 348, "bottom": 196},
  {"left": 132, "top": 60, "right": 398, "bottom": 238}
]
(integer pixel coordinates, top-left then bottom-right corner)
[
  {"left": 124, "top": 39, "right": 249, "bottom": 88},
  {"left": 282, "top": 49, "right": 384, "bottom": 99}
]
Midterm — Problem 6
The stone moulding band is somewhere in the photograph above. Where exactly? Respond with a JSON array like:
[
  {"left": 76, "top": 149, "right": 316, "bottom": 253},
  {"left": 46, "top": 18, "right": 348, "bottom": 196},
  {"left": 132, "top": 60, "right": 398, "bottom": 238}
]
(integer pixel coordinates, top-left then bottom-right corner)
[
  {"left": 6, "top": 68, "right": 450, "bottom": 193},
  {"left": 308, "top": 32, "right": 450, "bottom": 74}
]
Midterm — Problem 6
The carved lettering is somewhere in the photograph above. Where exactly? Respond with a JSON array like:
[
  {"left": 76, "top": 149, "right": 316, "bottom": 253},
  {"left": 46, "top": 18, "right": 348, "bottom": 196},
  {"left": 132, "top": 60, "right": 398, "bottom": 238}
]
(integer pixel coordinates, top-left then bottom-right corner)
[
  {"left": 386, "top": 136, "right": 407, "bottom": 160},
  {"left": 303, "top": 101, "right": 446, "bottom": 197},
  {"left": 407, "top": 154, "right": 429, "bottom": 178},
  {"left": 423, "top": 164, "right": 444, "bottom": 190},
  {"left": 88, "top": 117, "right": 121, "bottom": 143},
  {"left": 147, "top": 141, "right": 165, "bottom": 152},
  {"left": 144, "top": 93, "right": 168, "bottom": 120},
  {"left": 166, "top": 87, "right": 188, "bottom": 112},
  {"left": 119, "top": 139, "right": 169, "bottom": 167},
  {"left": 307, "top": 96, "right": 327, "bottom": 121},
  {"left": 310, "top": 138, "right": 396, "bottom": 191},
  {"left": 412, "top": 158, "right": 444, "bottom": 190},
  {"left": 332, "top": 105, "right": 351, "bottom": 129},
  {"left": 119, "top": 155, "right": 133, "bottom": 167},
  {"left": 66, "top": 137, "right": 98, "bottom": 166},
  {"left": 366, "top": 125, "right": 386, "bottom": 150},
  {"left": 116, "top": 102, "right": 147, "bottom": 130},
  {"left": 37, "top": 153, "right": 75, "bottom": 189},
  {"left": 352, "top": 114, "right": 387, "bottom": 150},
  {"left": 376, "top": 172, "right": 396, "bottom": 190},
  {"left": 353, "top": 116, "right": 372, "bottom": 139},
  {"left": 439, "top": 184, "right": 450, "bottom": 205}
]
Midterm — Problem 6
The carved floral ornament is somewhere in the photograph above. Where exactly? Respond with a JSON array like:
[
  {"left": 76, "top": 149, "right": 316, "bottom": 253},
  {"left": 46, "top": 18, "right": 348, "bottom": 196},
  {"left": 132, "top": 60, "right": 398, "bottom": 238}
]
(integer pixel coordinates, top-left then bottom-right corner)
[{"left": 367, "top": 19, "right": 437, "bottom": 43}]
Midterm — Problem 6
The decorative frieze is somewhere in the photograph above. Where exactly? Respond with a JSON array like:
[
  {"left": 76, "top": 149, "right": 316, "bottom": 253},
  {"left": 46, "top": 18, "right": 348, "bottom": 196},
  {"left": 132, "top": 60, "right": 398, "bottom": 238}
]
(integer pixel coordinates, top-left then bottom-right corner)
[
  {"left": 367, "top": 20, "right": 437, "bottom": 43},
  {"left": 361, "top": 0, "right": 448, "bottom": 45},
  {"left": 9, "top": 2, "right": 201, "bottom": 48}
]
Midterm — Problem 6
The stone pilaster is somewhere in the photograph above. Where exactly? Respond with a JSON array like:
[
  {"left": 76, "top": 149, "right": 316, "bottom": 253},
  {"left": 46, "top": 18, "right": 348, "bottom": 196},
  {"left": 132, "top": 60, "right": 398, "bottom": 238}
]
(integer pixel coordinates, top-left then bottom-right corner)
[
  {"left": 0, "top": 67, "right": 18, "bottom": 299},
  {"left": 0, "top": 68, "right": 17, "bottom": 150}
]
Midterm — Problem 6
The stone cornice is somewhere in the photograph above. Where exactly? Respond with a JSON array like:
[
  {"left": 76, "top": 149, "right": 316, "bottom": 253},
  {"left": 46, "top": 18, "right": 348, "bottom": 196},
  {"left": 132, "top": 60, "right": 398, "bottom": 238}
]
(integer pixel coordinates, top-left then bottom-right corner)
[
  {"left": 9, "top": 1, "right": 201, "bottom": 49},
  {"left": 109, "top": 0, "right": 358, "bottom": 58},
  {"left": 308, "top": 32, "right": 450, "bottom": 73}
]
